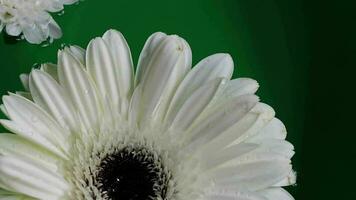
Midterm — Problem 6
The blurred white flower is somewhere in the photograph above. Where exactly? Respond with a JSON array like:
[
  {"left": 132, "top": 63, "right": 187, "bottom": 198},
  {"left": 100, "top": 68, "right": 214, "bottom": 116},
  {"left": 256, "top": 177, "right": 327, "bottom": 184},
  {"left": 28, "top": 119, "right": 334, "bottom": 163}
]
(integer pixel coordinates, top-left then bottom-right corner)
[{"left": 0, "top": 0, "right": 78, "bottom": 44}]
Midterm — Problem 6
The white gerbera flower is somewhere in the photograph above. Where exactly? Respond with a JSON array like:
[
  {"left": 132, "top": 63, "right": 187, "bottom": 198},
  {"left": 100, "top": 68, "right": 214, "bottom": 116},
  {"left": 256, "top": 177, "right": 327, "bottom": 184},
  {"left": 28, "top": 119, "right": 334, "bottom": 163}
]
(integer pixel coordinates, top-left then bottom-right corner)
[
  {"left": 0, "top": 29, "right": 296, "bottom": 200},
  {"left": 0, "top": 0, "right": 78, "bottom": 44}
]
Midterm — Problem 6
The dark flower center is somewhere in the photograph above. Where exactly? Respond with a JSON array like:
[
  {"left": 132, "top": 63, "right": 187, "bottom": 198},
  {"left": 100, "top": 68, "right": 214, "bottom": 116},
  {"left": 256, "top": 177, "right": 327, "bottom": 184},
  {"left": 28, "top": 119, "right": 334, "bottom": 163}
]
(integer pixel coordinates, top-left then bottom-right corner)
[{"left": 97, "top": 148, "right": 167, "bottom": 200}]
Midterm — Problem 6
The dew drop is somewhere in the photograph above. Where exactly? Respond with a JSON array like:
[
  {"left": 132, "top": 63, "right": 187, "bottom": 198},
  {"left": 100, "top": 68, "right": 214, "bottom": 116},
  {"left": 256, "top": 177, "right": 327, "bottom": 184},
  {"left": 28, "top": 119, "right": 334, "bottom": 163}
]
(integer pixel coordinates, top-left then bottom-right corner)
[
  {"left": 28, "top": 131, "right": 35, "bottom": 136},
  {"left": 60, "top": 43, "right": 68, "bottom": 49},
  {"left": 57, "top": 10, "right": 65, "bottom": 16},
  {"left": 41, "top": 42, "right": 50, "bottom": 48},
  {"left": 15, "top": 36, "right": 23, "bottom": 41},
  {"left": 41, "top": 37, "right": 54, "bottom": 48},
  {"left": 31, "top": 116, "right": 38, "bottom": 123}
]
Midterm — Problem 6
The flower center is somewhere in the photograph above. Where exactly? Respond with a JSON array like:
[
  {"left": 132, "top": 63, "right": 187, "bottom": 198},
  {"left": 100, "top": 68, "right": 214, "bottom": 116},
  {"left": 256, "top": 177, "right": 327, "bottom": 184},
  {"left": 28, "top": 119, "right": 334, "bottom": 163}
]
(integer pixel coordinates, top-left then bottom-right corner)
[{"left": 97, "top": 148, "right": 167, "bottom": 200}]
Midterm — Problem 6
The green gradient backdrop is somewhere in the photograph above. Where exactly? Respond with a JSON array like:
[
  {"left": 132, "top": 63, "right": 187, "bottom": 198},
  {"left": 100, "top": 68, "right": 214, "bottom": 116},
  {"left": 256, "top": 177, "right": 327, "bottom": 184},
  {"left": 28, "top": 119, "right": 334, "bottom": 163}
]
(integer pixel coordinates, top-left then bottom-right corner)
[{"left": 0, "top": 0, "right": 355, "bottom": 199}]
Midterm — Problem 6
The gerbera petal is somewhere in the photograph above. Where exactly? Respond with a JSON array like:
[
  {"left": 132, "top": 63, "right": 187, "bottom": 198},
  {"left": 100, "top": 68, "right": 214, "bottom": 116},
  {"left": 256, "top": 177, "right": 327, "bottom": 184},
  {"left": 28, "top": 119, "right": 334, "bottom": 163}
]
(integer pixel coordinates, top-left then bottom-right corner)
[
  {"left": 135, "top": 32, "right": 167, "bottom": 85},
  {"left": 170, "top": 78, "right": 224, "bottom": 131},
  {"left": 165, "top": 54, "right": 233, "bottom": 122},
  {"left": 248, "top": 118, "right": 287, "bottom": 141},
  {"left": 128, "top": 84, "right": 143, "bottom": 126},
  {"left": 201, "top": 103, "right": 276, "bottom": 154},
  {"left": 212, "top": 160, "right": 292, "bottom": 191},
  {"left": 58, "top": 49, "right": 102, "bottom": 130},
  {"left": 29, "top": 69, "right": 78, "bottom": 132},
  {"left": 257, "top": 139, "right": 295, "bottom": 159},
  {"left": 0, "top": 156, "right": 67, "bottom": 200},
  {"left": 231, "top": 103, "right": 276, "bottom": 144},
  {"left": 22, "top": 23, "right": 47, "bottom": 45},
  {"left": 273, "top": 170, "right": 296, "bottom": 186},
  {"left": 19, "top": 74, "right": 29, "bottom": 92},
  {"left": 216, "top": 78, "right": 259, "bottom": 102},
  {"left": 258, "top": 188, "right": 294, "bottom": 200},
  {"left": 40, "top": 63, "right": 59, "bottom": 82},
  {"left": 0, "top": 133, "right": 61, "bottom": 172},
  {"left": 135, "top": 34, "right": 192, "bottom": 125},
  {"left": 0, "top": 120, "right": 62, "bottom": 159},
  {"left": 184, "top": 95, "right": 259, "bottom": 151},
  {"left": 1, "top": 94, "right": 68, "bottom": 157},
  {"left": 102, "top": 29, "right": 134, "bottom": 115},
  {"left": 201, "top": 143, "right": 258, "bottom": 170},
  {"left": 67, "top": 46, "right": 86, "bottom": 65},
  {"left": 86, "top": 37, "right": 121, "bottom": 113},
  {"left": 48, "top": 18, "right": 62, "bottom": 39},
  {"left": 5, "top": 23, "right": 21, "bottom": 36},
  {"left": 206, "top": 190, "right": 266, "bottom": 200}
]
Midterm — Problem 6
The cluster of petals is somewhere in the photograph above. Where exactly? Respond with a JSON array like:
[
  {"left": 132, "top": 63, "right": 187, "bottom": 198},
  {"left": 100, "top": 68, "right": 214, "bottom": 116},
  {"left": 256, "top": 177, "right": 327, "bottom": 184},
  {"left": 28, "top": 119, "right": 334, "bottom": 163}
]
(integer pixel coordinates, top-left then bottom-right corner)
[
  {"left": 0, "top": 0, "right": 77, "bottom": 44},
  {"left": 0, "top": 29, "right": 296, "bottom": 200}
]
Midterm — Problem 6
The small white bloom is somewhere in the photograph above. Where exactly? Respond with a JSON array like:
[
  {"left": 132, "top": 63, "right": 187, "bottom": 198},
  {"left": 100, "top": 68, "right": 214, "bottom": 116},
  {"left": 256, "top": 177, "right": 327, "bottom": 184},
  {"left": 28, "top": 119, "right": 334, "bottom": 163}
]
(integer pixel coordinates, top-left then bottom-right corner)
[
  {"left": 0, "top": 29, "right": 296, "bottom": 200},
  {"left": 0, "top": 0, "right": 78, "bottom": 44}
]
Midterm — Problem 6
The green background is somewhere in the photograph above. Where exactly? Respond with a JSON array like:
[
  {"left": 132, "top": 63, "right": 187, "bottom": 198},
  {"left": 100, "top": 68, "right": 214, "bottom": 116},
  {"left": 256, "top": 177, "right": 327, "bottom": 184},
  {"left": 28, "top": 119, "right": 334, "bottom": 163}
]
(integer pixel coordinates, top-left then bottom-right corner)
[{"left": 0, "top": 0, "right": 355, "bottom": 199}]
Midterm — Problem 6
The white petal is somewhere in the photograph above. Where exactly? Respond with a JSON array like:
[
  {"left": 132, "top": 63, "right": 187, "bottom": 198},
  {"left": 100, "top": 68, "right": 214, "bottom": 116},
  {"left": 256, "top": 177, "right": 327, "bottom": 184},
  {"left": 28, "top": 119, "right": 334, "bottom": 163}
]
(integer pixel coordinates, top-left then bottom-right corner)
[
  {"left": 22, "top": 24, "right": 46, "bottom": 44},
  {"left": 256, "top": 139, "right": 295, "bottom": 159},
  {"left": 165, "top": 54, "right": 233, "bottom": 122},
  {"left": 213, "top": 78, "right": 259, "bottom": 105},
  {"left": 170, "top": 78, "right": 224, "bottom": 131},
  {"left": 5, "top": 23, "right": 21, "bottom": 36},
  {"left": 222, "top": 146, "right": 293, "bottom": 170},
  {"left": 67, "top": 46, "right": 85, "bottom": 65},
  {"left": 248, "top": 118, "right": 287, "bottom": 141},
  {"left": 184, "top": 95, "right": 259, "bottom": 151},
  {"left": 1, "top": 94, "right": 68, "bottom": 157},
  {"left": 212, "top": 160, "right": 292, "bottom": 191},
  {"left": 48, "top": 19, "right": 62, "bottom": 39},
  {"left": 0, "top": 134, "right": 60, "bottom": 172},
  {"left": 231, "top": 103, "right": 276, "bottom": 145},
  {"left": 186, "top": 53, "right": 234, "bottom": 86},
  {"left": 102, "top": 29, "right": 134, "bottom": 115},
  {"left": 19, "top": 74, "right": 29, "bottom": 92},
  {"left": 201, "top": 143, "right": 258, "bottom": 170},
  {"left": 258, "top": 188, "right": 294, "bottom": 200},
  {"left": 206, "top": 190, "right": 266, "bottom": 200},
  {"left": 0, "top": 156, "right": 67, "bottom": 200},
  {"left": 29, "top": 69, "right": 78, "bottom": 132},
  {"left": 201, "top": 103, "right": 275, "bottom": 154},
  {"left": 135, "top": 32, "right": 167, "bottom": 85},
  {"left": 86, "top": 38, "right": 121, "bottom": 112},
  {"left": 135, "top": 34, "right": 191, "bottom": 125},
  {"left": 128, "top": 84, "right": 143, "bottom": 126},
  {"left": 40, "top": 63, "right": 58, "bottom": 82},
  {"left": 273, "top": 170, "right": 296, "bottom": 187},
  {"left": 58, "top": 49, "right": 102, "bottom": 130}
]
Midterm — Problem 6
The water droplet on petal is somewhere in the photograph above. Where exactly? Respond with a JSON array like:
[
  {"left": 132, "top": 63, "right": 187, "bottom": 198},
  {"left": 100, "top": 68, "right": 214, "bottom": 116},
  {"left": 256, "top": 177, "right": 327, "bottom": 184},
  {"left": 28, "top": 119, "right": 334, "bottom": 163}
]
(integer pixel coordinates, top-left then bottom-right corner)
[
  {"left": 57, "top": 10, "right": 65, "bottom": 16},
  {"left": 31, "top": 116, "right": 38, "bottom": 123},
  {"left": 60, "top": 43, "right": 68, "bottom": 49}
]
